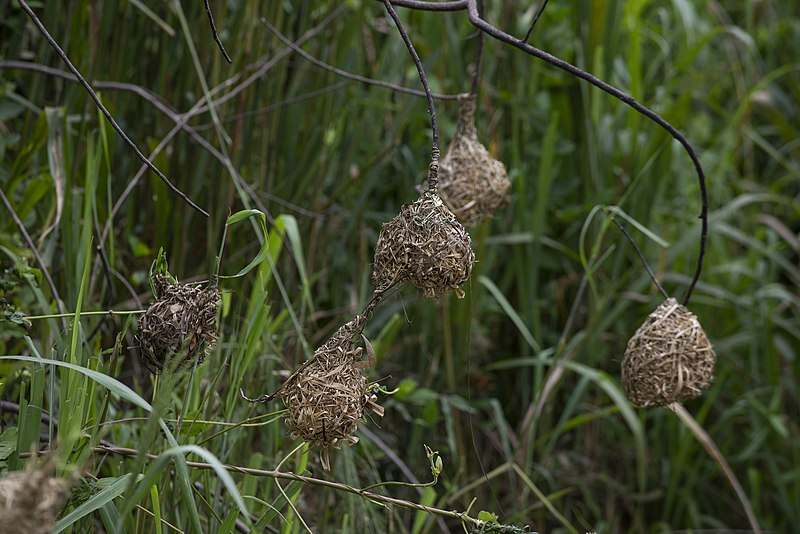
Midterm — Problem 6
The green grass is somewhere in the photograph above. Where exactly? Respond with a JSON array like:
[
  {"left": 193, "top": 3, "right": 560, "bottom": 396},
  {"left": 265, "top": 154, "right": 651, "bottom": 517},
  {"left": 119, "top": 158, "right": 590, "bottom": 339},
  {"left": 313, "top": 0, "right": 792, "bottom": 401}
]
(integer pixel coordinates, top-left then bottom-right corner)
[{"left": 1, "top": 0, "right": 799, "bottom": 532}]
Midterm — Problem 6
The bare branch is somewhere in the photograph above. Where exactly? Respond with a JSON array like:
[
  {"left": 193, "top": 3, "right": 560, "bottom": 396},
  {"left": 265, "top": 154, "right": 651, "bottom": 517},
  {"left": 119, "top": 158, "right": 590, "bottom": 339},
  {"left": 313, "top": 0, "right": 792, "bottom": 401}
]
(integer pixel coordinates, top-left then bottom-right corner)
[{"left": 204, "top": 0, "right": 232, "bottom": 63}]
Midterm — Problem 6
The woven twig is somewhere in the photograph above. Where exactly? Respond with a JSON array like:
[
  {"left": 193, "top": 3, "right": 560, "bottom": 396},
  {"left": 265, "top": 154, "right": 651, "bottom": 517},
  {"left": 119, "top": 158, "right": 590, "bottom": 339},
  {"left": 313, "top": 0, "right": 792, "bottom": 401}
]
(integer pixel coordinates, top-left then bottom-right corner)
[
  {"left": 279, "top": 316, "right": 384, "bottom": 470},
  {"left": 438, "top": 93, "right": 510, "bottom": 226},
  {"left": 135, "top": 274, "right": 220, "bottom": 372},
  {"left": 372, "top": 190, "right": 476, "bottom": 298},
  {"left": 621, "top": 298, "right": 716, "bottom": 407}
]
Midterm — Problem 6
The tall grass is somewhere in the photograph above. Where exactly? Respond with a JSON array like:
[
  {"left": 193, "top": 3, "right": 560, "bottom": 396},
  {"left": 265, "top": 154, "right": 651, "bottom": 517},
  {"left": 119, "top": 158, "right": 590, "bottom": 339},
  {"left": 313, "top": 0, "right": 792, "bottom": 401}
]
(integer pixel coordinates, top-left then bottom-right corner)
[{"left": 1, "top": 0, "right": 798, "bottom": 532}]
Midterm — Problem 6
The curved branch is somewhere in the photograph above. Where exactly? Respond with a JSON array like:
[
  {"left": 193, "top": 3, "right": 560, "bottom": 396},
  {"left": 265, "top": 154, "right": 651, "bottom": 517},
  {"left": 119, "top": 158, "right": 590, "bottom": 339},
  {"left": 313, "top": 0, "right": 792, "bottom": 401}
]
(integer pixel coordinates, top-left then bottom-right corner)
[
  {"left": 17, "top": 0, "right": 209, "bottom": 218},
  {"left": 464, "top": 0, "right": 708, "bottom": 306},
  {"left": 383, "top": 0, "right": 441, "bottom": 190},
  {"left": 261, "top": 18, "right": 458, "bottom": 101},
  {"left": 388, "top": 0, "right": 467, "bottom": 11}
]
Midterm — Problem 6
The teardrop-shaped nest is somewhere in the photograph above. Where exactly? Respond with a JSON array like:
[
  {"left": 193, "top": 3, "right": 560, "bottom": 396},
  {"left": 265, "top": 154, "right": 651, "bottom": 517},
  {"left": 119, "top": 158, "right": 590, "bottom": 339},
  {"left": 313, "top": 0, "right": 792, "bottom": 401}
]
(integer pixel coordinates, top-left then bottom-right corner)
[
  {"left": 438, "top": 93, "right": 510, "bottom": 226},
  {"left": 280, "top": 315, "right": 384, "bottom": 470},
  {"left": 372, "top": 190, "right": 476, "bottom": 298},
  {"left": 135, "top": 274, "right": 221, "bottom": 373},
  {"left": 0, "top": 469, "right": 72, "bottom": 533},
  {"left": 621, "top": 298, "right": 716, "bottom": 407}
]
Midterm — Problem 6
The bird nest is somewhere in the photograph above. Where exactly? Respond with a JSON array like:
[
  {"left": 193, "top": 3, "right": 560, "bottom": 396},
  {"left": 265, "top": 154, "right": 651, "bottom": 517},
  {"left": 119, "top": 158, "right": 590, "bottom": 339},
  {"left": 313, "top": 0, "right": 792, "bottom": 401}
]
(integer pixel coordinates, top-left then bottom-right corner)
[
  {"left": 621, "top": 298, "right": 716, "bottom": 407},
  {"left": 0, "top": 469, "right": 72, "bottom": 534},
  {"left": 279, "top": 315, "right": 384, "bottom": 470},
  {"left": 372, "top": 190, "right": 476, "bottom": 298},
  {"left": 438, "top": 93, "right": 510, "bottom": 226},
  {"left": 136, "top": 274, "right": 221, "bottom": 372}
]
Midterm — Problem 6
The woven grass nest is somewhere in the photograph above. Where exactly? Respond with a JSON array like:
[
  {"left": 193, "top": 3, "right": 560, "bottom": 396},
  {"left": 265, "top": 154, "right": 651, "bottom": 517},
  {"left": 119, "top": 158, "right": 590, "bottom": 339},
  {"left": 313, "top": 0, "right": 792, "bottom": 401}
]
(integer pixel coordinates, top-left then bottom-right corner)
[
  {"left": 372, "top": 190, "right": 476, "bottom": 298},
  {"left": 136, "top": 274, "right": 221, "bottom": 372},
  {"left": 621, "top": 298, "right": 716, "bottom": 407},
  {"left": 438, "top": 93, "right": 510, "bottom": 226},
  {"left": 0, "top": 469, "right": 72, "bottom": 533},
  {"left": 280, "top": 315, "right": 384, "bottom": 470}
]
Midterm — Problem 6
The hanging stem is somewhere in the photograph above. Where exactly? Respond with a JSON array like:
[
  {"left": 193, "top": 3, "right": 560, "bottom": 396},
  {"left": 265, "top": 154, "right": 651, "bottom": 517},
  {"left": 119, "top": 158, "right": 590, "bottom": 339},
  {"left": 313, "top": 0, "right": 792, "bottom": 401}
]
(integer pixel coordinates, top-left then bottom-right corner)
[
  {"left": 204, "top": 0, "right": 232, "bottom": 63},
  {"left": 383, "top": 0, "right": 440, "bottom": 191},
  {"left": 606, "top": 212, "right": 670, "bottom": 300},
  {"left": 469, "top": 0, "right": 485, "bottom": 96},
  {"left": 523, "top": 0, "right": 550, "bottom": 43}
]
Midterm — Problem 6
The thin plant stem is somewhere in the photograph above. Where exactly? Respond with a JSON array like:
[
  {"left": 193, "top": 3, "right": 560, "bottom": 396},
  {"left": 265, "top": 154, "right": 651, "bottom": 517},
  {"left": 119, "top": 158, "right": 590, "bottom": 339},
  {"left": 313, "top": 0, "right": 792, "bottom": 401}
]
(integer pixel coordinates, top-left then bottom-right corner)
[
  {"left": 23, "top": 310, "right": 145, "bottom": 321},
  {"left": 204, "top": 0, "right": 232, "bottom": 63},
  {"left": 17, "top": 0, "right": 209, "bottom": 218},
  {"left": 261, "top": 18, "right": 458, "bottom": 101},
  {"left": 523, "top": 0, "right": 550, "bottom": 43},
  {"left": 607, "top": 213, "right": 670, "bottom": 300},
  {"left": 274, "top": 442, "right": 312, "bottom": 534},
  {"left": 383, "top": 0, "right": 441, "bottom": 190}
]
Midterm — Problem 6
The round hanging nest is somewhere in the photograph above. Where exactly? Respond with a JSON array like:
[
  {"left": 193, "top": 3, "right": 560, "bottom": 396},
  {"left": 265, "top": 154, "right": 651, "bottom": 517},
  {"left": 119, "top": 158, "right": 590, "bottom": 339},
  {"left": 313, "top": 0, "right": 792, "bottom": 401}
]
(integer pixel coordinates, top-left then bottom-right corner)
[
  {"left": 136, "top": 274, "right": 221, "bottom": 372},
  {"left": 0, "top": 469, "right": 72, "bottom": 534},
  {"left": 438, "top": 93, "right": 510, "bottom": 226},
  {"left": 621, "top": 298, "right": 716, "bottom": 407},
  {"left": 279, "top": 315, "right": 384, "bottom": 470},
  {"left": 372, "top": 190, "right": 476, "bottom": 298}
]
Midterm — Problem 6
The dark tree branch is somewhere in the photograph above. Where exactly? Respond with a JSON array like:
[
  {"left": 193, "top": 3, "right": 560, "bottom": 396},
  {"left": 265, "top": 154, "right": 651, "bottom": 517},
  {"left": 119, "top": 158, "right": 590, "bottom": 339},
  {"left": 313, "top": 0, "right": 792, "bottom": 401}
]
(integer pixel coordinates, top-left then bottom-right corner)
[
  {"left": 469, "top": 0, "right": 484, "bottom": 96},
  {"left": 523, "top": 0, "right": 550, "bottom": 43},
  {"left": 17, "top": 0, "right": 209, "bottom": 218},
  {"left": 462, "top": 0, "right": 708, "bottom": 306},
  {"left": 388, "top": 0, "right": 468, "bottom": 11},
  {"left": 383, "top": 0, "right": 441, "bottom": 191},
  {"left": 261, "top": 18, "right": 458, "bottom": 101},
  {"left": 204, "top": 0, "right": 232, "bottom": 63}
]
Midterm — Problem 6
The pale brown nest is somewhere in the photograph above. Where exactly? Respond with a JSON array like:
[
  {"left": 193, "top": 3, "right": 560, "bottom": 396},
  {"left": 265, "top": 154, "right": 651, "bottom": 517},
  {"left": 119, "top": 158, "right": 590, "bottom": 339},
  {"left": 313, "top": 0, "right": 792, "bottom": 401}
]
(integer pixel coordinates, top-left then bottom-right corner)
[
  {"left": 0, "top": 470, "right": 72, "bottom": 533},
  {"left": 438, "top": 93, "right": 510, "bottom": 226},
  {"left": 372, "top": 190, "right": 476, "bottom": 298},
  {"left": 135, "top": 274, "right": 221, "bottom": 372},
  {"left": 621, "top": 298, "right": 716, "bottom": 407},
  {"left": 279, "top": 316, "right": 384, "bottom": 470}
]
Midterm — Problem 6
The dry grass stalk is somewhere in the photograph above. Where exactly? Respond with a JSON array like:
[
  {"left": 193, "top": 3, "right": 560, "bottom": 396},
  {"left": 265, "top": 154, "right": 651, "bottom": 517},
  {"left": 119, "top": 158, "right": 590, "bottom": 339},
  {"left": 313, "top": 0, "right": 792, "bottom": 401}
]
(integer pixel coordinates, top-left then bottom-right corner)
[
  {"left": 0, "top": 469, "right": 72, "bottom": 533},
  {"left": 372, "top": 190, "right": 476, "bottom": 298},
  {"left": 621, "top": 298, "right": 716, "bottom": 407},
  {"left": 136, "top": 274, "right": 220, "bottom": 372},
  {"left": 438, "top": 93, "right": 510, "bottom": 226},
  {"left": 280, "top": 315, "right": 384, "bottom": 470}
]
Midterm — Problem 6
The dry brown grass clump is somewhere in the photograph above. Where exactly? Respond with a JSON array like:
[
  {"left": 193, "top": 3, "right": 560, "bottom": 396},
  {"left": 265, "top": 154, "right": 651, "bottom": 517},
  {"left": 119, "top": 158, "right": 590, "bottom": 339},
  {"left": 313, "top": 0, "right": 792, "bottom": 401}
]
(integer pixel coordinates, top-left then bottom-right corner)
[
  {"left": 0, "top": 469, "right": 72, "bottom": 533},
  {"left": 372, "top": 190, "right": 476, "bottom": 298},
  {"left": 621, "top": 298, "right": 716, "bottom": 407},
  {"left": 279, "top": 315, "right": 383, "bottom": 470},
  {"left": 136, "top": 274, "right": 221, "bottom": 372},
  {"left": 438, "top": 93, "right": 510, "bottom": 226}
]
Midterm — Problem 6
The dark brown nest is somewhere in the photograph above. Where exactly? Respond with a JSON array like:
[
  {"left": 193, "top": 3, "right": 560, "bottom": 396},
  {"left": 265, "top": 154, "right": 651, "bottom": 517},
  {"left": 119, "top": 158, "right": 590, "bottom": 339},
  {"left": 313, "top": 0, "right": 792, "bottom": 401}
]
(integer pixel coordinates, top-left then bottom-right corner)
[
  {"left": 372, "top": 190, "right": 476, "bottom": 298},
  {"left": 438, "top": 93, "right": 510, "bottom": 226},
  {"left": 135, "top": 274, "right": 221, "bottom": 372},
  {"left": 280, "top": 315, "right": 383, "bottom": 470},
  {"left": 621, "top": 298, "right": 716, "bottom": 407},
  {"left": 0, "top": 470, "right": 72, "bottom": 533}
]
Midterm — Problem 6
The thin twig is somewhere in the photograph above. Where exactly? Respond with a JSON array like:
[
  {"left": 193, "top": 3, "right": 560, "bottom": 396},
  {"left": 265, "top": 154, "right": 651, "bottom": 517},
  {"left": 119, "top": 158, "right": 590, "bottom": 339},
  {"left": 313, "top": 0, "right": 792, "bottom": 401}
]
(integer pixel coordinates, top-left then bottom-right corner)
[
  {"left": 274, "top": 443, "right": 313, "bottom": 534},
  {"left": 607, "top": 214, "right": 670, "bottom": 300},
  {"left": 204, "top": 0, "right": 232, "bottom": 63},
  {"left": 261, "top": 18, "right": 458, "bottom": 101},
  {"left": 16, "top": 0, "right": 209, "bottom": 217},
  {"left": 462, "top": 0, "right": 708, "bottom": 306},
  {"left": 0, "top": 186, "right": 68, "bottom": 330},
  {"left": 669, "top": 403, "right": 763, "bottom": 534},
  {"left": 383, "top": 0, "right": 441, "bottom": 191},
  {"left": 84, "top": 444, "right": 488, "bottom": 528},
  {"left": 389, "top": 0, "right": 468, "bottom": 11},
  {"left": 523, "top": 0, "right": 550, "bottom": 43}
]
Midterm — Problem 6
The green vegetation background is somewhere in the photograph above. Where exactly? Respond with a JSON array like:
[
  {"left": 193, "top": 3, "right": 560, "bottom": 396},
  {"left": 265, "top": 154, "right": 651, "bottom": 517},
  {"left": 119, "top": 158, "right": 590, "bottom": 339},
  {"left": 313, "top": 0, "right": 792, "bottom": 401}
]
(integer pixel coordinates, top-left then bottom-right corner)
[{"left": 0, "top": 1, "right": 798, "bottom": 532}]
